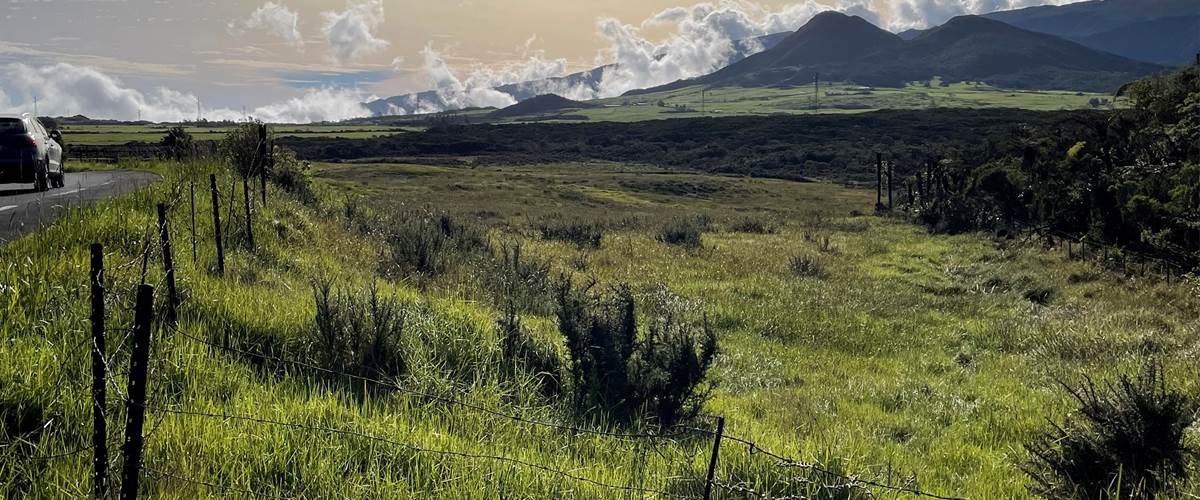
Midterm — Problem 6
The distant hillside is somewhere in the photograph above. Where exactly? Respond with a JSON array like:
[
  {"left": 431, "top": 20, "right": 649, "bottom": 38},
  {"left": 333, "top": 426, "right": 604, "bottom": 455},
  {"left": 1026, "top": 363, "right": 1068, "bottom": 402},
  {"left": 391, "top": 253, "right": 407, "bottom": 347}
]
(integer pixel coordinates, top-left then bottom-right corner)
[
  {"left": 364, "top": 31, "right": 791, "bottom": 116},
  {"left": 984, "top": 0, "right": 1200, "bottom": 65},
  {"left": 632, "top": 13, "right": 1163, "bottom": 94},
  {"left": 490, "top": 94, "right": 597, "bottom": 118}
]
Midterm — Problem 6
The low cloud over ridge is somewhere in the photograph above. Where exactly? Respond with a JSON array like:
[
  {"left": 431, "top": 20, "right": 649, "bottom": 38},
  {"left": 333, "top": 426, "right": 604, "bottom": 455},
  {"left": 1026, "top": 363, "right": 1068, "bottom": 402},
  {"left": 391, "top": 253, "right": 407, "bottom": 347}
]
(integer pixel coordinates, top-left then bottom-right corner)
[{"left": 0, "top": 62, "right": 373, "bottom": 123}]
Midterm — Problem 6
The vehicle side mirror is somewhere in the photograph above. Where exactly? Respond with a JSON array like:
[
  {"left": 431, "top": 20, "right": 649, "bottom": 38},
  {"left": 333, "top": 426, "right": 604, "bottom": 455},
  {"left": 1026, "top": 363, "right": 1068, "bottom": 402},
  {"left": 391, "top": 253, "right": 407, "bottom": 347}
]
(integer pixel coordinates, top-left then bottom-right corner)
[{"left": 49, "top": 129, "right": 63, "bottom": 144}]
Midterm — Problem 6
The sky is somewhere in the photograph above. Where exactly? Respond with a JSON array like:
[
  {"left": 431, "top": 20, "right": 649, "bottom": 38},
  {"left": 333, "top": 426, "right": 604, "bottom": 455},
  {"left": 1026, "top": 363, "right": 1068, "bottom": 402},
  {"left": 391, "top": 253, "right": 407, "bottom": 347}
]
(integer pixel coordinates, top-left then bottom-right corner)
[{"left": 0, "top": 0, "right": 1084, "bottom": 122}]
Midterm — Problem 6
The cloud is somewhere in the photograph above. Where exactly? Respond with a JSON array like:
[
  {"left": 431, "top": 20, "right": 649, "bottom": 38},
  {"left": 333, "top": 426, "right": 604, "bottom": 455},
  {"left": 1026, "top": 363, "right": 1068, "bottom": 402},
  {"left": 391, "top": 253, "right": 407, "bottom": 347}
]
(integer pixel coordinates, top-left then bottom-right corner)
[
  {"left": 0, "top": 62, "right": 372, "bottom": 123},
  {"left": 402, "top": 0, "right": 1083, "bottom": 110},
  {"left": 421, "top": 45, "right": 518, "bottom": 111},
  {"left": 228, "top": 2, "right": 304, "bottom": 51},
  {"left": 322, "top": 0, "right": 390, "bottom": 65}
]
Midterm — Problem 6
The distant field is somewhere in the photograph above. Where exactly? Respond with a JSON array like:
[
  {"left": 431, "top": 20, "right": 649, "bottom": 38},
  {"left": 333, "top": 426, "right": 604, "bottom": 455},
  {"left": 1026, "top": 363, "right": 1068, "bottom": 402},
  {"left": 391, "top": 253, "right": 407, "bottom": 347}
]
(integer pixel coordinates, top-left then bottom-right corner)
[
  {"left": 61, "top": 123, "right": 419, "bottom": 145},
  {"left": 506, "top": 80, "right": 1119, "bottom": 123}
]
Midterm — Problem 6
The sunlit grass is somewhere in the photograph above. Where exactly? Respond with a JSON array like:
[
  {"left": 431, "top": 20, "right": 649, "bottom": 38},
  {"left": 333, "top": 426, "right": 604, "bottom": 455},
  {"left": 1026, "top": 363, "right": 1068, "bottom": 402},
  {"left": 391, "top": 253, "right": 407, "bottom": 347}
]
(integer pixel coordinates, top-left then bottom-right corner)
[{"left": 2, "top": 158, "right": 1197, "bottom": 498}]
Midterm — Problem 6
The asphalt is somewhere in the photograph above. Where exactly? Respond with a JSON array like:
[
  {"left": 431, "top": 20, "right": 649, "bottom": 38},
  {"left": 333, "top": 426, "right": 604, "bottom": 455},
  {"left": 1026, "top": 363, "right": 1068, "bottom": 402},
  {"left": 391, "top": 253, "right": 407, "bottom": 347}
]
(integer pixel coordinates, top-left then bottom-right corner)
[{"left": 0, "top": 170, "right": 160, "bottom": 245}]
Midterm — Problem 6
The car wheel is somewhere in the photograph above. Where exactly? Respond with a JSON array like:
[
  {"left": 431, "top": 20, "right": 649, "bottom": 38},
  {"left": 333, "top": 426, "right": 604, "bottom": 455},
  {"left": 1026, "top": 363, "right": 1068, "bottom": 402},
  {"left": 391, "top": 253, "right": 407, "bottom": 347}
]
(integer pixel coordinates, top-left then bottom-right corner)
[{"left": 35, "top": 161, "right": 49, "bottom": 192}]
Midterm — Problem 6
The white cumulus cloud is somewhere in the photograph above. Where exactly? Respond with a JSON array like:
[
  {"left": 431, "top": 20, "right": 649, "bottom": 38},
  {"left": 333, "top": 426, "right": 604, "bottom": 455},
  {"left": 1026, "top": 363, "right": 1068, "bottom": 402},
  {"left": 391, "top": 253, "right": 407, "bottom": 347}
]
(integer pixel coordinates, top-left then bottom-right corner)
[
  {"left": 0, "top": 62, "right": 372, "bottom": 124},
  {"left": 322, "top": 0, "right": 390, "bottom": 65},
  {"left": 228, "top": 2, "right": 304, "bottom": 51}
]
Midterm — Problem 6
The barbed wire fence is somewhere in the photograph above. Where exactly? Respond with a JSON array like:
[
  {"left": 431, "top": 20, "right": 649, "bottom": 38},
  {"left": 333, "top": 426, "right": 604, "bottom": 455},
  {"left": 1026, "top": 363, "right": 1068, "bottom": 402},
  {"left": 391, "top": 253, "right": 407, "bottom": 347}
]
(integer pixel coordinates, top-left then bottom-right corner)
[{"left": 34, "top": 161, "right": 972, "bottom": 499}]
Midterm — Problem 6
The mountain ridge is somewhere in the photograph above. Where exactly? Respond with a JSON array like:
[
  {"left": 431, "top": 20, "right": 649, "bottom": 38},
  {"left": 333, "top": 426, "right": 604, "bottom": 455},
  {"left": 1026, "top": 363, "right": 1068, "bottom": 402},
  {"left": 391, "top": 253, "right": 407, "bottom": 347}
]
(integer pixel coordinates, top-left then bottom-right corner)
[{"left": 629, "top": 12, "right": 1163, "bottom": 95}]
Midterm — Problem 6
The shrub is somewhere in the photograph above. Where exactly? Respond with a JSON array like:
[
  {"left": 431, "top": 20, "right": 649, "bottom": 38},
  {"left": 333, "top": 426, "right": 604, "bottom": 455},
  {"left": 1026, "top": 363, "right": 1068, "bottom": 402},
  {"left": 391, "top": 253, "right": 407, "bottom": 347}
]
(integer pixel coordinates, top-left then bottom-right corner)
[
  {"left": 485, "top": 242, "right": 554, "bottom": 315},
  {"left": 221, "top": 121, "right": 271, "bottom": 179},
  {"left": 555, "top": 281, "right": 717, "bottom": 427},
  {"left": 312, "top": 280, "right": 408, "bottom": 378},
  {"left": 730, "top": 216, "right": 779, "bottom": 234},
  {"left": 382, "top": 211, "right": 487, "bottom": 278},
  {"left": 536, "top": 219, "right": 604, "bottom": 248},
  {"left": 270, "top": 146, "right": 313, "bottom": 201},
  {"left": 497, "top": 305, "right": 562, "bottom": 397},
  {"left": 658, "top": 216, "right": 707, "bottom": 249},
  {"left": 1024, "top": 362, "right": 1196, "bottom": 499},
  {"left": 789, "top": 255, "right": 826, "bottom": 278},
  {"left": 160, "top": 127, "right": 196, "bottom": 160}
]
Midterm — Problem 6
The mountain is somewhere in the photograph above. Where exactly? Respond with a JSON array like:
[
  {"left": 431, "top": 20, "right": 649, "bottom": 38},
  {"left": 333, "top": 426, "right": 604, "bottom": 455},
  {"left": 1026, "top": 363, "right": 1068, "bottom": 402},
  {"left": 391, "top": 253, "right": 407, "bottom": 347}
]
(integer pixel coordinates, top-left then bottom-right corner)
[
  {"left": 364, "top": 31, "right": 792, "bottom": 116},
  {"left": 631, "top": 13, "right": 1163, "bottom": 95},
  {"left": 983, "top": 0, "right": 1200, "bottom": 65},
  {"left": 490, "top": 94, "right": 597, "bottom": 118}
]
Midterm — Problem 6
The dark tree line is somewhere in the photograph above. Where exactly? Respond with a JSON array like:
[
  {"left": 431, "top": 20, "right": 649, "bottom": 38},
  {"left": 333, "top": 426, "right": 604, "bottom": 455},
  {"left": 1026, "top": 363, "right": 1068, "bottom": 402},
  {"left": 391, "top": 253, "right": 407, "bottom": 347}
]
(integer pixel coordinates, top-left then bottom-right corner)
[{"left": 911, "top": 67, "right": 1200, "bottom": 269}]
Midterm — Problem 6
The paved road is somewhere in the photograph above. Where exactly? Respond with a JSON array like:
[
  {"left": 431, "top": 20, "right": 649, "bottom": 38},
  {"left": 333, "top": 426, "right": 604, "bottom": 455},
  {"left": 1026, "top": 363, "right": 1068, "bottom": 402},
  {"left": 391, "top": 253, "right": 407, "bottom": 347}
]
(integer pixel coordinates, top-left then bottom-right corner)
[{"left": 0, "top": 170, "right": 160, "bottom": 244}]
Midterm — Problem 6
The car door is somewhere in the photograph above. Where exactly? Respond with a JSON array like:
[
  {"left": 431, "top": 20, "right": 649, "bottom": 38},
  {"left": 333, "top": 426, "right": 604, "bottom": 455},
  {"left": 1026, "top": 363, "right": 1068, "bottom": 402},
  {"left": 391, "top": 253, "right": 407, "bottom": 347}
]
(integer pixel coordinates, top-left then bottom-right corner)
[{"left": 35, "top": 119, "right": 62, "bottom": 171}]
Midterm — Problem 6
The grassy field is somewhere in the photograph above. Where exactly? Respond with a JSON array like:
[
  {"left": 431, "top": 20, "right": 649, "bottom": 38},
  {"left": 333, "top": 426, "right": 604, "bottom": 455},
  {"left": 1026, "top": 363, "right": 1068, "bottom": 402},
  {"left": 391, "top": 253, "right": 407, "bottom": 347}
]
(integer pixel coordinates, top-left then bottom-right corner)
[
  {"left": 61, "top": 124, "right": 419, "bottom": 146},
  {"left": 1, "top": 158, "right": 1196, "bottom": 498},
  {"left": 508, "top": 80, "right": 1119, "bottom": 123}
]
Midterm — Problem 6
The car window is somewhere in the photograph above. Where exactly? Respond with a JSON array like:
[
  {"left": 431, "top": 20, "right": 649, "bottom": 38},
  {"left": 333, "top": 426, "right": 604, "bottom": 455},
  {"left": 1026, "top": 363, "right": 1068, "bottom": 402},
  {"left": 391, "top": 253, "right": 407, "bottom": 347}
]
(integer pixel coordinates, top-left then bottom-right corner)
[{"left": 0, "top": 118, "right": 26, "bottom": 135}]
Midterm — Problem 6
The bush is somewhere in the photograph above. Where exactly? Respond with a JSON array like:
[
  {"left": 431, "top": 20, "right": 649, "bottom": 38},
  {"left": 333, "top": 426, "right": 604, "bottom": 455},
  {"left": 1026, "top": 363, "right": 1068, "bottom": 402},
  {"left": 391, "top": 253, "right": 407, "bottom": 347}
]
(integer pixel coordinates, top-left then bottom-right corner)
[
  {"left": 658, "top": 216, "right": 707, "bottom": 249},
  {"left": 382, "top": 211, "right": 487, "bottom": 278},
  {"left": 729, "top": 216, "right": 779, "bottom": 234},
  {"left": 270, "top": 146, "right": 313, "bottom": 201},
  {"left": 536, "top": 219, "right": 604, "bottom": 248},
  {"left": 485, "top": 242, "right": 554, "bottom": 315},
  {"left": 160, "top": 127, "right": 196, "bottom": 160},
  {"left": 789, "top": 255, "right": 826, "bottom": 278},
  {"left": 1024, "top": 362, "right": 1196, "bottom": 499},
  {"left": 221, "top": 121, "right": 271, "bottom": 179},
  {"left": 497, "top": 305, "right": 562, "bottom": 397},
  {"left": 555, "top": 281, "right": 717, "bottom": 427},
  {"left": 312, "top": 280, "right": 408, "bottom": 378}
]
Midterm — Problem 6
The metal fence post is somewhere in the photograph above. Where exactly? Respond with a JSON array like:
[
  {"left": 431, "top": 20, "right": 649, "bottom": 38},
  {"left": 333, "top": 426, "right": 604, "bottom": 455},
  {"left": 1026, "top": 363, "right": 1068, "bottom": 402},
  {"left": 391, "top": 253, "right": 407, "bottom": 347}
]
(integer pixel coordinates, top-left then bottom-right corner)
[
  {"left": 90, "top": 244, "right": 108, "bottom": 498},
  {"left": 703, "top": 416, "right": 725, "bottom": 500},
  {"left": 156, "top": 204, "right": 178, "bottom": 326},
  {"left": 209, "top": 174, "right": 225, "bottom": 275},
  {"left": 120, "top": 284, "right": 154, "bottom": 500}
]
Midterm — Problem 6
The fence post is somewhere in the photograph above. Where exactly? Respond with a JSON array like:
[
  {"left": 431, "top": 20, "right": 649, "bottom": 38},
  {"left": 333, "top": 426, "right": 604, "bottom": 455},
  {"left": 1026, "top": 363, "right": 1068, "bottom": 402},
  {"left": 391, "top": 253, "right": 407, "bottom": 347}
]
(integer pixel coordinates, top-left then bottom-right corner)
[
  {"left": 189, "top": 181, "right": 197, "bottom": 263},
  {"left": 887, "top": 160, "right": 894, "bottom": 211},
  {"left": 703, "top": 416, "right": 725, "bottom": 500},
  {"left": 875, "top": 153, "right": 883, "bottom": 211},
  {"left": 156, "top": 204, "right": 178, "bottom": 326},
  {"left": 90, "top": 244, "right": 108, "bottom": 499},
  {"left": 1067, "top": 240, "right": 1073, "bottom": 260},
  {"left": 120, "top": 284, "right": 155, "bottom": 500},
  {"left": 209, "top": 175, "right": 225, "bottom": 276},
  {"left": 242, "top": 176, "right": 255, "bottom": 250}
]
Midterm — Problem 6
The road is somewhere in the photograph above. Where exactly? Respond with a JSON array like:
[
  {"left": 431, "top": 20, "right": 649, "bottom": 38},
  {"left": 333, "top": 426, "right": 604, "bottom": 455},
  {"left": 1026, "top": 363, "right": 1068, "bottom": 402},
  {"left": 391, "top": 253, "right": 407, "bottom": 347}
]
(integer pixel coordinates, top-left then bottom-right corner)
[{"left": 0, "top": 170, "right": 160, "bottom": 245}]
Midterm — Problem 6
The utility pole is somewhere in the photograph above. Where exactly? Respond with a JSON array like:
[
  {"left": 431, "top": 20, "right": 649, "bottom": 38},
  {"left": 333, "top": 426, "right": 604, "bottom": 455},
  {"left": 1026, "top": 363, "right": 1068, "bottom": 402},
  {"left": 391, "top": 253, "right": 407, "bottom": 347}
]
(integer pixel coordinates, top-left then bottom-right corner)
[
  {"left": 33, "top": 95, "right": 38, "bottom": 116},
  {"left": 196, "top": 97, "right": 201, "bottom": 124},
  {"left": 814, "top": 73, "right": 820, "bottom": 110}
]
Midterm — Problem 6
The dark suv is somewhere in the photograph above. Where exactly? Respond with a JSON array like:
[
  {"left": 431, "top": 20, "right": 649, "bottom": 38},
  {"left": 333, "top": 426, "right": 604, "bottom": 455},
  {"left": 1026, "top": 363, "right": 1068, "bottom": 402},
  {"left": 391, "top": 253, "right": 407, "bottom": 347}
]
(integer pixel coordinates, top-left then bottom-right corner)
[{"left": 0, "top": 113, "right": 65, "bottom": 191}]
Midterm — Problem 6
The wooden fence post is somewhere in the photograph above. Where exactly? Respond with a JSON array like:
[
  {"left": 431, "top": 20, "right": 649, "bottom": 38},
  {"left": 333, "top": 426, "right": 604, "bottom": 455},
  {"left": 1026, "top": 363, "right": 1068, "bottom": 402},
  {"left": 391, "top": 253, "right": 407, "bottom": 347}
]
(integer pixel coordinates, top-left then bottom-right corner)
[
  {"left": 703, "top": 416, "right": 725, "bottom": 500},
  {"left": 209, "top": 175, "right": 225, "bottom": 276},
  {"left": 156, "top": 204, "right": 178, "bottom": 326},
  {"left": 875, "top": 153, "right": 883, "bottom": 210},
  {"left": 887, "top": 160, "right": 894, "bottom": 211},
  {"left": 120, "top": 284, "right": 155, "bottom": 500},
  {"left": 90, "top": 244, "right": 108, "bottom": 499}
]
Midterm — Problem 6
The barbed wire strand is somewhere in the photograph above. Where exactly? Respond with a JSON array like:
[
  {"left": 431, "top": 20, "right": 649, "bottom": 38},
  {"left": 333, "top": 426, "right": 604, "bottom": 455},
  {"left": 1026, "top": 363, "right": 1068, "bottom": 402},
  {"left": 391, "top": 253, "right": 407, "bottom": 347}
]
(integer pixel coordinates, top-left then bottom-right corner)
[
  {"left": 142, "top": 465, "right": 289, "bottom": 499},
  {"left": 712, "top": 433, "right": 966, "bottom": 500},
  {"left": 139, "top": 402, "right": 686, "bottom": 499},
  {"left": 170, "top": 327, "right": 700, "bottom": 442}
]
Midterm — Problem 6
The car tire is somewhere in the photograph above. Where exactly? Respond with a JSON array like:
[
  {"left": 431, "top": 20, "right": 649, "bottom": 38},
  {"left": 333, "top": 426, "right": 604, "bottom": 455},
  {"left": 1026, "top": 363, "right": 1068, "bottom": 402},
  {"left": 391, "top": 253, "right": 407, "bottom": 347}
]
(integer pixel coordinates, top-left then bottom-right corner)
[{"left": 35, "top": 160, "right": 49, "bottom": 192}]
